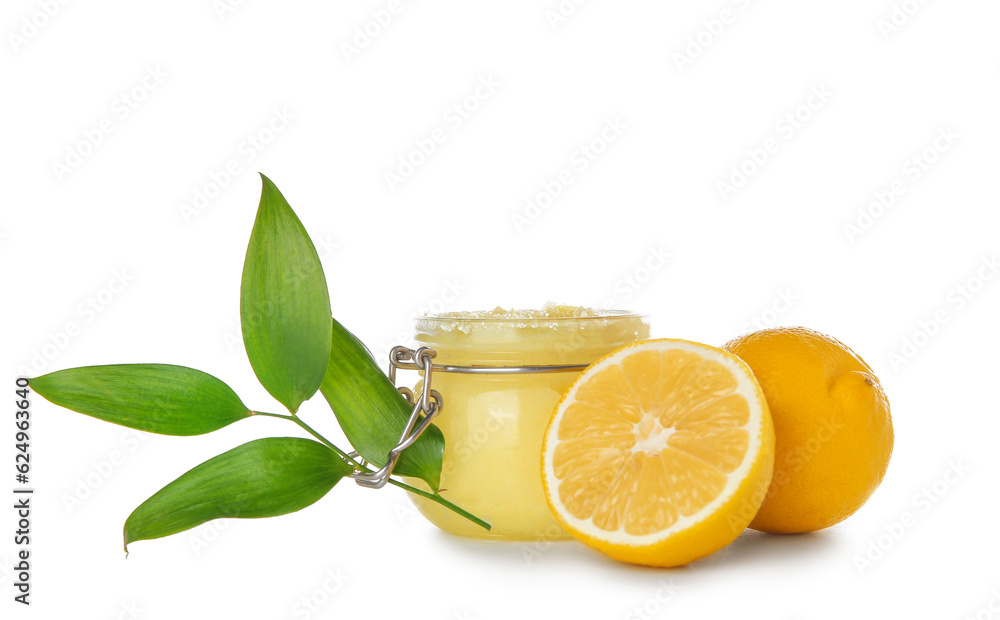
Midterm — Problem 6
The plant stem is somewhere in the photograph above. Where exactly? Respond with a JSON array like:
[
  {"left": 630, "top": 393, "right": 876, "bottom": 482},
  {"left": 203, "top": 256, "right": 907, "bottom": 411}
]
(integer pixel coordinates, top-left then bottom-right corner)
[
  {"left": 386, "top": 478, "right": 492, "bottom": 530},
  {"left": 253, "top": 410, "right": 491, "bottom": 530},
  {"left": 255, "top": 410, "right": 358, "bottom": 462}
]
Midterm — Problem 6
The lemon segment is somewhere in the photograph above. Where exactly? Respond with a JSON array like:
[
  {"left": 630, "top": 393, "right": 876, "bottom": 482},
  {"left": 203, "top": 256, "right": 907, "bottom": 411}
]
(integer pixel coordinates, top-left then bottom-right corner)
[{"left": 541, "top": 339, "right": 775, "bottom": 567}]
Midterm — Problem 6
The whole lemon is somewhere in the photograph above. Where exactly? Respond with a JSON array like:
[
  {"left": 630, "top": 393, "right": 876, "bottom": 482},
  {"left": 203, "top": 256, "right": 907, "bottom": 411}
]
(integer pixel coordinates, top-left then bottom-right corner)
[{"left": 723, "top": 327, "right": 893, "bottom": 533}]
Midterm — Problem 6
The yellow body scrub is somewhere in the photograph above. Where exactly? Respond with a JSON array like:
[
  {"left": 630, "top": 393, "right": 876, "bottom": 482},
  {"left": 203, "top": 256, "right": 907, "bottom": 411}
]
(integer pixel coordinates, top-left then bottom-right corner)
[{"left": 406, "top": 304, "right": 650, "bottom": 540}]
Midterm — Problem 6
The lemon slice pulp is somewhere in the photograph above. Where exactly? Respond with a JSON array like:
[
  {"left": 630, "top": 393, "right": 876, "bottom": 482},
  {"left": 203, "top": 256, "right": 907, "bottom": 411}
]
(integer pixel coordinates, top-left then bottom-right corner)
[{"left": 541, "top": 339, "right": 775, "bottom": 566}]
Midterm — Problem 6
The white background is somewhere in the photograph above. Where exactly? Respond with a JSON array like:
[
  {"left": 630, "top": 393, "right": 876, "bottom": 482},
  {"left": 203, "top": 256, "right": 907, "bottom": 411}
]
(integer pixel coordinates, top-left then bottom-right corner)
[{"left": 3, "top": 0, "right": 1000, "bottom": 618}]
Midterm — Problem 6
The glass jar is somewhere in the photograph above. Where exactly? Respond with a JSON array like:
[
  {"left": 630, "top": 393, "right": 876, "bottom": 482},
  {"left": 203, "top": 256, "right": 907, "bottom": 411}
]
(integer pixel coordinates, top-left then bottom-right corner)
[{"left": 405, "top": 306, "right": 650, "bottom": 541}]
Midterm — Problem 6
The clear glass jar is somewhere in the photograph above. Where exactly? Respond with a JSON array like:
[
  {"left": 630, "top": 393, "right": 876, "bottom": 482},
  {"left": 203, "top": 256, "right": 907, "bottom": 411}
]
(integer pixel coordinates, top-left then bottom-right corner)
[{"left": 406, "top": 306, "right": 650, "bottom": 541}]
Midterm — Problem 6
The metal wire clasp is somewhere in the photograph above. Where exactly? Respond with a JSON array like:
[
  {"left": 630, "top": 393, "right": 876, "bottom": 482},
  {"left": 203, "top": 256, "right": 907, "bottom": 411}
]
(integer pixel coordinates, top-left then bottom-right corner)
[{"left": 347, "top": 346, "right": 443, "bottom": 489}]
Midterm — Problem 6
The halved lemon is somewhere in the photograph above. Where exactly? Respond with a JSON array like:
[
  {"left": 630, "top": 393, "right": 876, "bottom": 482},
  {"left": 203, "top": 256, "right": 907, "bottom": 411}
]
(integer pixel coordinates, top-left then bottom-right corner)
[{"left": 541, "top": 339, "right": 775, "bottom": 567}]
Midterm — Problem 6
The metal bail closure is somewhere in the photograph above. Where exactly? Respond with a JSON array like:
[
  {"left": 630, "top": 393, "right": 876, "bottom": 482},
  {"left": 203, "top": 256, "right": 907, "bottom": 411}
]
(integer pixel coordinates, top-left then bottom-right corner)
[
  {"left": 348, "top": 344, "right": 589, "bottom": 489},
  {"left": 348, "top": 346, "right": 443, "bottom": 489}
]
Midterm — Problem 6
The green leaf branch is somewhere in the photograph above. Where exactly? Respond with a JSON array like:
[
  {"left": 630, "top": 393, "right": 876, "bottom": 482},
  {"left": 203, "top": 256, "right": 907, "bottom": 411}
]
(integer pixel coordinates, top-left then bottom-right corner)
[
  {"left": 253, "top": 410, "right": 489, "bottom": 530},
  {"left": 31, "top": 173, "right": 489, "bottom": 552}
]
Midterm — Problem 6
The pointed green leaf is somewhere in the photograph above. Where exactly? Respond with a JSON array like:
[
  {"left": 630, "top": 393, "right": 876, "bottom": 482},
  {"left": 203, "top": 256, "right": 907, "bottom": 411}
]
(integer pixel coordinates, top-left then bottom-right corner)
[
  {"left": 320, "top": 318, "right": 444, "bottom": 490},
  {"left": 31, "top": 364, "right": 250, "bottom": 435},
  {"left": 241, "top": 174, "right": 332, "bottom": 413},
  {"left": 124, "top": 437, "right": 350, "bottom": 551}
]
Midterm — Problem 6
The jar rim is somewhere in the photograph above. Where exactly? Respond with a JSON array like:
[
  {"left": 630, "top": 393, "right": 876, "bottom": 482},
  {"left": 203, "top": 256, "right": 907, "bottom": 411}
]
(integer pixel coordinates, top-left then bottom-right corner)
[
  {"left": 413, "top": 308, "right": 651, "bottom": 366},
  {"left": 417, "top": 308, "right": 648, "bottom": 323}
]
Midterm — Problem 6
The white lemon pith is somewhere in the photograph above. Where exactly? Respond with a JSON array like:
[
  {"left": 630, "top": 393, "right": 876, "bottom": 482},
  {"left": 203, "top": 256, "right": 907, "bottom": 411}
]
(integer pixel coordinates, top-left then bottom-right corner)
[{"left": 541, "top": 339, "right": 775, "bottom": 567}]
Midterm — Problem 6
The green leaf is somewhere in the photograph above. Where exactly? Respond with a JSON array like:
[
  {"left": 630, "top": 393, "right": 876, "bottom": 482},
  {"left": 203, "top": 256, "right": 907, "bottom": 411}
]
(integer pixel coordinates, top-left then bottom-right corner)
[
  {"left": 241, "top": 173, "right": 332, "bottom": 413},
  {"left": 124, "top": 437, "right": 350, "bottom": 551},
  {"left": 320, "top": 318, "right": 444, "bottom": 491},
  {"left": 31, "top": 364, "right": 250, "bottom": 435}
]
